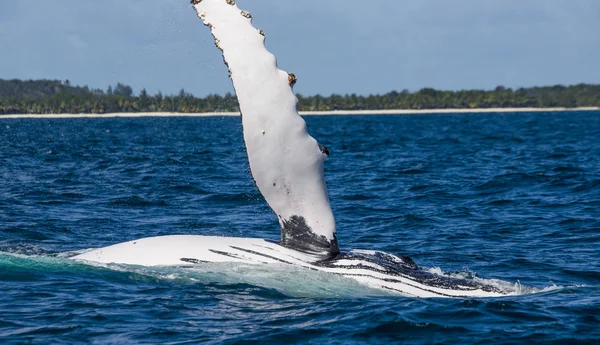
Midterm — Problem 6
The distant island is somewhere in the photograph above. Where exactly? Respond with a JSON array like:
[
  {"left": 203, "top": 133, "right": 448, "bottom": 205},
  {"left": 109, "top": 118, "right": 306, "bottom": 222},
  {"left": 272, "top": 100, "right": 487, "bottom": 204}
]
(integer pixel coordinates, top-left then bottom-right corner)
[{"left": 0, "top": 79, "right": 599, "bottom": 115}]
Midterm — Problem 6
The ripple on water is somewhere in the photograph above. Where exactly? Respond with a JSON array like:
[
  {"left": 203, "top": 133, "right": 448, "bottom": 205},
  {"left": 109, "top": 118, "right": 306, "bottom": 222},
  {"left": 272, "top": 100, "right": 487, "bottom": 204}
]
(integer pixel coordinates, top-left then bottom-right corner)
[{"left": 0, "top": 112, "right": 599, "bottom": 343}]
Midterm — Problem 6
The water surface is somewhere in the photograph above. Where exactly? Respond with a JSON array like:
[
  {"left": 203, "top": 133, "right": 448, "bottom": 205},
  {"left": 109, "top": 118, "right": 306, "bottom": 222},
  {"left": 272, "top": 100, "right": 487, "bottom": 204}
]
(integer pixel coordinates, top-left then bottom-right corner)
[{"left": 1, "top": 111, "right": 599, "bottom": 344}]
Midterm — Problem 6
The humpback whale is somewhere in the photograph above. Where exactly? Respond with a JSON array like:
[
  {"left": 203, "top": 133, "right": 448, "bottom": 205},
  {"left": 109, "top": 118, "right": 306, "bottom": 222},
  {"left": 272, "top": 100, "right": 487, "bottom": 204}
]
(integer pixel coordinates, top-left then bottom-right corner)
[{"left": 73, "top": 0, "right": 508, "bottom": 298}]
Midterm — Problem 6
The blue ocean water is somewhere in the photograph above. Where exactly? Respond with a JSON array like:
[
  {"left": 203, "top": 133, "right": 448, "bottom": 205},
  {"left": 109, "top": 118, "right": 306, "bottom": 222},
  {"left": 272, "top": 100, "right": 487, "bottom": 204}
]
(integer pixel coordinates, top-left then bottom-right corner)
[{"left": 0, "top": 111, "right": 599, "bottom": 344}]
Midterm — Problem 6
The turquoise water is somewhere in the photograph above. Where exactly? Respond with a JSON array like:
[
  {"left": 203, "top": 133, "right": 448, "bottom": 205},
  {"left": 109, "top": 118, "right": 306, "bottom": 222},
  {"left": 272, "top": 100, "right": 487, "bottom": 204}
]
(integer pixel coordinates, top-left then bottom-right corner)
[{"left": 1, "top": 112, "right": 599, "bottom": 344}]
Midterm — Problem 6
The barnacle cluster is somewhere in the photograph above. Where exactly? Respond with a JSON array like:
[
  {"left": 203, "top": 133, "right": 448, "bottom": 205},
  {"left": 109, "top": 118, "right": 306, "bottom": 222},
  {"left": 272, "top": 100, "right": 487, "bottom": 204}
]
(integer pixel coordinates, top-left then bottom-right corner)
[{"left": 288, "top": 73, "right": 297, "bottom": 87}]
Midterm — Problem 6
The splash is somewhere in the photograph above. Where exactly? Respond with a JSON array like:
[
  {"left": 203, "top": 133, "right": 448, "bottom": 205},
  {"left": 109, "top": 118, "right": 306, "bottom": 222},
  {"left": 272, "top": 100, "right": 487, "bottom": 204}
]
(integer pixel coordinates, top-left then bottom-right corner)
[{"left": 425, "top": 267, "right": 563, "bottom": 296}]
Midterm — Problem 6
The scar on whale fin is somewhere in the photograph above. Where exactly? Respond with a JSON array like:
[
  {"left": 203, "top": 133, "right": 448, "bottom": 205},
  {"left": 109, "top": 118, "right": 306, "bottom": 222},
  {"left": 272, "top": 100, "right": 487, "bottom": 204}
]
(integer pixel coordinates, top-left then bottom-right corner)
[{"left": 318, "top": 143, "right": 330, "bottom": 156}]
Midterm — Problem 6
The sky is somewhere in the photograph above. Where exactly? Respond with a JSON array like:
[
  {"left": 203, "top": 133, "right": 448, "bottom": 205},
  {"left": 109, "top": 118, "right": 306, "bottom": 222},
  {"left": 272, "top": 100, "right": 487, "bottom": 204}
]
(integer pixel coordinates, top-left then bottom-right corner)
[{"left": 1, "top": 0, "right": 599, "bottom": 97}]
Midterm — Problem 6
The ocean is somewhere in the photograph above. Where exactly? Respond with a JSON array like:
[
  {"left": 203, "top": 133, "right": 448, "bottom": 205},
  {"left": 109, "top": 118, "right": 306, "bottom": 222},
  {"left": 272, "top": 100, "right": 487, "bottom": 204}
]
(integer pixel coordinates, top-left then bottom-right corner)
[{"left": 1, "top": 111, "right": 599, "bottom": 344}]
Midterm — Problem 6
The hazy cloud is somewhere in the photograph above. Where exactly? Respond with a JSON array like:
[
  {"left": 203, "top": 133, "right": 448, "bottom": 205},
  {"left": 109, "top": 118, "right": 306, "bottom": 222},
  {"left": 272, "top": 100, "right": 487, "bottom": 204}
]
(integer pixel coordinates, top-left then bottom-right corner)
[{"left": 1, "top": 0, "right": 598, "bottom": 96}]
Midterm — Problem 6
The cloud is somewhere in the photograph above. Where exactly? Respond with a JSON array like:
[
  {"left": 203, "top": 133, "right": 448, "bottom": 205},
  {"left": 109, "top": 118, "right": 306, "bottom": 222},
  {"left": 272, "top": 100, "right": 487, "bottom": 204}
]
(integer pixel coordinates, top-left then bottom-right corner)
[{"left": 1, "top": 0, "right": 599, "bottom": 96}]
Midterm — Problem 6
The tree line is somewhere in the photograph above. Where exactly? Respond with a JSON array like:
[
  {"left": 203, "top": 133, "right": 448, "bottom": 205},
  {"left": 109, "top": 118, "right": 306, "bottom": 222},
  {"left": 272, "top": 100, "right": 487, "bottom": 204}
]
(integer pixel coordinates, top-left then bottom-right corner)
[{"left": 1, "top": 79, "right": 599, "bottom": 115}]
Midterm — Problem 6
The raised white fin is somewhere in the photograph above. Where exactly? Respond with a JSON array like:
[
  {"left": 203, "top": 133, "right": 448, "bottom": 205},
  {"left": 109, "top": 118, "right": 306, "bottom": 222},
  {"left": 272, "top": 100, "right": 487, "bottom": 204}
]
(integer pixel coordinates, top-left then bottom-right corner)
[{"left": 192, "top": 0, "right": 338, "bottom": 258}]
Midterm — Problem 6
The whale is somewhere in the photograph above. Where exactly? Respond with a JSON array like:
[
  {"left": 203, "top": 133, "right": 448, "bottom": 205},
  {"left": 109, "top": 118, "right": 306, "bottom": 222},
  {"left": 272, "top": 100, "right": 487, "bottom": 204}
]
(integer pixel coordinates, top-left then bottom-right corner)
[{"left": 73, "top": 0, "right": 509, "bottom": 298}]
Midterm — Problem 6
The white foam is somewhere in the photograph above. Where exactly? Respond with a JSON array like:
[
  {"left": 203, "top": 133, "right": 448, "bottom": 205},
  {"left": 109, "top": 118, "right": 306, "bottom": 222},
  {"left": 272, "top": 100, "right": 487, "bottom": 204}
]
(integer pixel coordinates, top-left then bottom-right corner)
[{"left": 425, "top": 266, "right": 563, "bottom": 296}]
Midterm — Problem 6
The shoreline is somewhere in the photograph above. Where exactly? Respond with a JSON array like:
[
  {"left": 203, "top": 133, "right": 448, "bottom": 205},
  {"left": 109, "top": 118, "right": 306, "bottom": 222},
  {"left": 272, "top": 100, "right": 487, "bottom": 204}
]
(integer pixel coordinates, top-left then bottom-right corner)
[{"left": 0, "top": 107, "right": 598, "bottom": 119}]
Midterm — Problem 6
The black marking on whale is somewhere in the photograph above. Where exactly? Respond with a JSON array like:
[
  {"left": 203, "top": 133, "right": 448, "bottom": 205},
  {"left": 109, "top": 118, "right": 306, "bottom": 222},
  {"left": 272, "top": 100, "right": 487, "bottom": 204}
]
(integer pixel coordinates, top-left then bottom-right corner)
[
  {"left": 334, "top": 251, "right": 419, "bottom": 271},
  {"left": 280, "top": 215, "right": 339, "bottom": 258},
  {"left": 317, "top": 251, "right": 502, "bottom": 294},
  {"left": 209, "top": 248, "right": 270, "bottom": 264},
  {"left": 208, "top": 249, "right": 241, "bottom": 260},
  {"left": 229, "top": 246, "right": 295, "bottom": 265},
  {"left": 318, "top": 143, "right": 330, "bottom": 156},
  {"left": 180, "top": 257, "right": 208, "bottom": 264}
]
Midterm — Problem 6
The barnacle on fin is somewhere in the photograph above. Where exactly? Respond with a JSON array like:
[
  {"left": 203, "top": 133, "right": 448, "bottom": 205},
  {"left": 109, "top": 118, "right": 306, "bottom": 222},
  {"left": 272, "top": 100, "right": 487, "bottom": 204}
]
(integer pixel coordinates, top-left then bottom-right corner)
[
  {"left": 214, "top": 38, "right": 223, "bottom": 51},
  {"left": 288, "top": 73, "right": 297, "bottom": 87},
  {"left": 258, "top": 29, "right": 265, "bottom": 37},
  {"left": 190, "top": 0, "right": 202, "bottom": 5},
  {"left": 241, "top": 10, "right": 252, "bottom": 19},
  {"left": 225, "top": 0, "right": 235, "bottom": 5}
]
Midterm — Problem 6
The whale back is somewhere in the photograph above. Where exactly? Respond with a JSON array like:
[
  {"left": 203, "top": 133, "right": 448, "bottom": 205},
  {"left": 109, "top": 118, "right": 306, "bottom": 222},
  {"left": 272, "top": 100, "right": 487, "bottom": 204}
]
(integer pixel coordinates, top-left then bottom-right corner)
[{"left": 192, "top": 0, "right": 338, "bottom": 258}]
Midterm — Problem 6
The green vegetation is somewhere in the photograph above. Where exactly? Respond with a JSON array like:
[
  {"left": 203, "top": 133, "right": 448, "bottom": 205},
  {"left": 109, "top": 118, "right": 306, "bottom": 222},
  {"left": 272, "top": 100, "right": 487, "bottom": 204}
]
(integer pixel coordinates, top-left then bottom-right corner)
[
  {"left": 1, "top": 79, "right": 599, "bottom": 115},
  {"left": 0, "top": 79, "right": 237, "bottom": 114}
]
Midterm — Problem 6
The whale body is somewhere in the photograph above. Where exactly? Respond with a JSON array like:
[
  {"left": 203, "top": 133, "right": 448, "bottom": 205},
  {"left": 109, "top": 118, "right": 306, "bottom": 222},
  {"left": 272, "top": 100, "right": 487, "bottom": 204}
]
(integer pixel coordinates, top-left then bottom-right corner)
[
  {"left": 73, "top": 0, "right": 512, "bottom": 298},
  {"left": 73, "top": 235, "right": 505, "bottom": 298}
]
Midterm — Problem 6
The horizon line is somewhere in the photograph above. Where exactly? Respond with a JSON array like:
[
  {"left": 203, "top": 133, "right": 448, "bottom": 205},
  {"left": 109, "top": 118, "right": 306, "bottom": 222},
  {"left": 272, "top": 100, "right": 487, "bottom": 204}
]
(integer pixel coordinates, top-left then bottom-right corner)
[{"left": 1, "top": 107, "right": 598, "bottom": 119}]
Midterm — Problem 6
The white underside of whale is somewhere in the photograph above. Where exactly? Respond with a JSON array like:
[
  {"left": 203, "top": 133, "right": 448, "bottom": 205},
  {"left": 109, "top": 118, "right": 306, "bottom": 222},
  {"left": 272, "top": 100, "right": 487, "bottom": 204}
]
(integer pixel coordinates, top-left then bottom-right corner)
[{"left": 73, "top": 235, "right": 506, "bottom": 298}]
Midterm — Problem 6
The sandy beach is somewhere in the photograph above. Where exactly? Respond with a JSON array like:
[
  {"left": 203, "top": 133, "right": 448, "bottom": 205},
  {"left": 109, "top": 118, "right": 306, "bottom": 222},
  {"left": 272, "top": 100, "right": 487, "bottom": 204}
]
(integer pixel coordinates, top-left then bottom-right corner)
[{"left": 0, "top": 107, "right": 598, "bottom": 119}]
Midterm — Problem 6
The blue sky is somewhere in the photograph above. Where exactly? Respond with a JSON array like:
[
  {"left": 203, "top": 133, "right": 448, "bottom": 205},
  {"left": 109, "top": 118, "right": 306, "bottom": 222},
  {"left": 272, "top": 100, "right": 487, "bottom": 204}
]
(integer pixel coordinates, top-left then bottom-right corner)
[{"left": 1, "top": 0, "right": 598, "bottom": 97}]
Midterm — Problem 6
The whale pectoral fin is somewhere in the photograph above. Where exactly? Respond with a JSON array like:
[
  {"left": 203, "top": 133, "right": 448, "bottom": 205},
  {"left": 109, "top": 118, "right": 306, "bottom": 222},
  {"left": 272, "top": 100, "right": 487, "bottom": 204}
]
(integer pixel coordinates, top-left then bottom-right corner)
[
  {"left": 281, "top": 215, "right": 338, "bottom": 258},
  {"left": 194, "top": 0, "right": 339, "bottom": 261}
]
